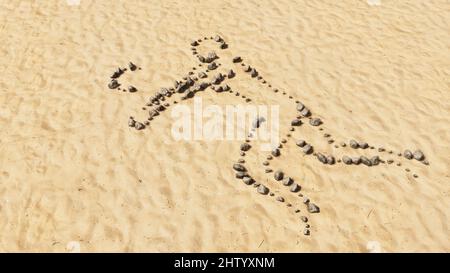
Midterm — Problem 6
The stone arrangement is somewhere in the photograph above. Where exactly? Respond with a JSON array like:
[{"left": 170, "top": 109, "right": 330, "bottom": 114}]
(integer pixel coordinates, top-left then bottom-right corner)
[{"left": 106, "top": 35, "right": 430, "bottom": 237}]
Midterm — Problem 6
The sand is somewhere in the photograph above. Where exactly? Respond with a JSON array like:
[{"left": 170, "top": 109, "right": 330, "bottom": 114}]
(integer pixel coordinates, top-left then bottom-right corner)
[{"left": 0, "top": 0, "right": 449, "bottom": 252}]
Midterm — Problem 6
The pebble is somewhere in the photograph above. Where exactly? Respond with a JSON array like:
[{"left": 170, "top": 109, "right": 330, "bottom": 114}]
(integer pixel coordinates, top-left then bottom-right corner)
[
  {"left": 235, "top": 171, "right": 247, "bottom": 179},
  {"left": 233, "top": 163, "right": 246, "bottom": 172},
  {"left": 271, "top": 148, "right": 280, "bottom": 157},
  {"left": 404, "top": 149, "right": 413, "bottom": 160},
  {"left": 359, "top": 142, "right": 369, "bottom": 149},
  {"left": 340, "top": 142, "right": 347, "bottom": 147},
  {"left": 303, "top": 229, "right": 310, "bottom": 236},
  {"left": 276, "top": 196, "right": 285, "bottom": 202},
  {"left": 300, "top": 108, "right": 311, "bottom": 117},
  {"left": 360, "top": 156, "right": 372, "bottom": 166},
  {"left": 303, "top": 144, "right": 313, "bottom": 154},
  {"left": 300, "top": 216, "right": 308, "bottom": 223},
  {"left": 214, "top": 35, "right": 222, "bottom": 42},
  {"left": 263, "top": 161, "right": 269, "bottom": 166},
  {"left": 342, "top": 156, "right": 352, "bottom": 165},
  {"left": 250, "top": 68, "right": 258, "bottom": 77},
  {"left": 274, "top": 170, "right": 284, "bottom": 181},
  {"left": 309, "top": 118, "right": 322, "bottom": 126},
  {"left": 370, "top": 155, "right": 380, "bottom": 166},
  {"left": 290, "top": 183, "right": 300, "bottom": 192},
  {"left": 307, "top": 203, "right": 320, "bottom": 213},
  {"left": 190, "top": 40, "right": 199, "bottom": 46},
  {"left": 129, "top": 62, "right": 137, "bottom": 71},
  {"left": 128, "top": 117, "right": 136, "bottom": 127},
  {"left": 238, "top": 159, "right": 245, "bottom": 163},
  {"left": 296, "top": 140, "right": 306, "bottom": 147},
  {"left": 303, "top": 197, "right": 310, "bottom": 204},
  {"left": 282, "top": 177, "right": 293, "bottom": 186},
  {"left": 232, "top": 56, "right": 242, "bottom": 63},
  {"left": 207, "top": 62, "right": 218, "bottom": 70},
  {"left": 128, "top": 86, "right": 138, "bottom": 93},
  {"left": 387, "top": 159, "right": 394, "bottom": 164},
  {"left": 108, "top": 80, "right": 120, "bottom": 89},
  {"left": 267, "top": 155, "right": 273, "bottom": 160},
  {"left": 265, "top": 168, "right": 273, "bottom": 173},
  {"left": 413, "top": 150, "right": 425, "bottom": 161},
  {"left": 291, "top": 119, "right": 302, "bottom": 126},
  {"left": 240, "top": 143, "right": 251, "bottom": 152},
  {"left": 326, "top": 155, "right": 335, "bottom": 165},
  {"left": 257, "top": 185, "right": 269, "bottom": 195},
  {"left": 134, "top": 122, "right": 145, "bottom": 130},
  {"left": 252, "top": 116, "right": 266, "bottom": 129},
  {"left": 349, "top": 140, "right": 359, "bottom": 149},
  {"left": 198, "top": 72, "right": 207, "bottom": 78},
  {"left": 227, "top": 69, "right": 235, "bottom": 78},
  {"left": 352, "top": 157, "right": 361, "bottom": 165},
  {"left": 296, "top": 103, "right": 305, "bottom": 112},
  {"left": 243, "top": 176, "right": 254, "bottom": 185}
]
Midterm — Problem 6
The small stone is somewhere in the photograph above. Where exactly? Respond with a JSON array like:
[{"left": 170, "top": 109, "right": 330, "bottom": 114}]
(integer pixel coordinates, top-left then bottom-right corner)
[
  {"left": 198, "top": 72, "right": 207, "bottom": 78},
  {"left": 129, "top": 62, "right": 137, "bottom": 71},
  {"left": 303, "top": 229, "right": 310, "bottom": 236},
  {"left": 296, "top": 140, "right": 306, "bottom": 147},
  {"left": 250, "top": 68, "right": 258, "bottom": 77},
  {"left": 235, "top": 171, "right": 247, "bottom": 179},
  {"left": 240, "top": 143, "right": 251, "bottom": 151},
  {"left": 413, "top": 150, "right": 425, "bottom": 161},
  {"left": 270, "top": 193, "right": 275, "bottom": 196},
  {"left": 316, "top": 153, "right": 327, "bottom": 164},
  {"left": 290, "top": 183, "right": 300, "bottom": 192},
  {"left": 340, "top": 142, "right": 346, "bottom": 147},
  {"left": 276, "top": 196, "right": 285, "bottom": 202},
  {"left": 267, "top": 155, "right": 273, "bottom": 160},
  {"left": 244, "top": 65, "right": 252, "bottom": 72},
  {"left": 300, "top": 216, "right": 308, "bottom": 223},
  {"left": 413, "top": 174, "right": 418, "bottom": 178},
  {"left": 282, "top": 177, "right": 293, "bottom": 186},
  {"left": 238, "top": 159, "right": 245, "bottom": 163},
  {"left": 190, "top": 40, "right": 199, "bottom": 46},
  {"left": 342, "top": 156, "right": 352, "bottom": 165},
  {"left": 360, "top": 156, "right": 372, "bottom": 166},
  {"left": 349, "top": 140, "right": 359, "bottom": 149},
  {"left": 265, "top": 168, "right": 273, "bottom": 173},
  {"left": 300, "top": 108, "right": 311, "bottom": 117},
  {"left": 295, "top": 209, "right": 300, "bottom": 213},
  {"left": 271, "top": 148, "right": 280, "bottom": 157},
  {"left": 108, "top": 80, "right": 120, "bottom": 89},
  {"left": 404, "top": 150, "right": 413, "bottom": 160},
  {"left": 252, "top": 116, "right": 266, "bottom": 129},
  {"left": 291, "top": 119, "right": 302, "bottom": 126},
  {"left": 370, "top": 155, "right": 380, "bottom": 166},
  {"left": 219, "top": 42, "right": 228, "bottom": 49},
  {"left": 214, "top": 35, "right": 222, "bottom": 42},
  {"left": 128, "top": 86, "right": 138, "bottom": 93},
  {"left": 378, "top": 147, "right": 385, "bottom": 152},
  {"left": 232, "top": 56, "right": 242, "bottom": 63},
  {"left": 257, "top": 185, "right": 269, "bottom": 195},
  {"left": 274, "top": 170, "right": 284, "bottom": 181},
  {"left": 326, "top": 155, "right": 335, "bottom": 165},
  {"left": 309, "top": 118, "right": 322, "bottom": 126},
  {"left": 128, "top": 117, "right": 136, "bottom": 127},
  {"left": 262, "top": 161, "right": 269, "bottom": 166},
  {"left": 387, "top": 159, "right": 394, "bottom": 164},
  {"left": 352, "top": 157, "right": 361, "bottom": 165},
  {"left": 207, "top": 62, "right": 217, "bottom": 70},
  {"left": 359, "top": 142, "right": 369, "bottom": 149},
  {"left": 296, "top": 102, "right": 305, "bottom": 112},
  {"left": 303, "top": 144, "right": 313, "bottom": 154},
  {"left": 233, "top": 163, "right": 246, "bottom": 172},
  {"left": 243, "top": 176, "right": 254, "bottom": 185},
  {"left": 134, "top": 122, "right": 145, "bottom": 130},
  {"left": 227, "top": 69, "right": 235, "bottom": 78},
  {"left": 303, "top": 197, "right": 310, "bottom": 204},
  {"left": 307, "top": 203, "right": 320, "bottom": 213}
]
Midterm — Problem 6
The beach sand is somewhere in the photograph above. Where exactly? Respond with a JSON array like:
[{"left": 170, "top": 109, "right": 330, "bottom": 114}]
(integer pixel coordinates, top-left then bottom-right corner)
[{"left": 0, "top": 0, "right": 449, "bottom": 252}]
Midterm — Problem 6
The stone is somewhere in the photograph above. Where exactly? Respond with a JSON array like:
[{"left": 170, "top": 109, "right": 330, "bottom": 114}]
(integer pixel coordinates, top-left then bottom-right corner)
[
  {"left": 240, "top": 143, "right": 251, "bottom": 152},
  {"left": 290, "top": 183, "right": 300, "bottom": 192},
  {"left": 300, "top": 108, "right": 311, "bottom": 117},
  {"left": 309, "top": 118, "right": 322, "bottom": 126},
  {"left": 349, "top": 140, "right": 359, "bottom": 149},
  {"left": 303, "top": 229, "right": 310, "bottom": 236},
  {"left": 359, "top": 142, "right": 369, "bottom": 149},
  {"left": 108, "top": 80, "right": 120, "bottom": 89},
  {"left": 352, "top": 157, "right": 361, "bottom": 165},
  {"left": 244, "top": 65, "right": 252, "bottom": 72},
  {"left": 404, "top": 149, "right": 413, "bottom": 160},
  {"left": 370, "top": 155, "right": 380, "bottom": 166},
  {"left": 276, "top": 196, "right": 285, "bottom": 202},
  {"left": 303, "top": 144, "right": 313, "bottom": 154},
  {"left": 282, "top": 177, "right": 293, "bottom": 186},
  {"left": 387, "top": 159, "right": 394, "bottom": 164},
  {"left": 129, "top": 62, "right": 138, "bottom": 71},
  {"left": 111, "top": 67, "right": 125, "bottom": 79},
  {"left": 243, "top": 176, "right": 254, "bottom": 185},
  {"left": 128, "top": 86, "right": 138, "bottom": 93},
  {"left": 274, "top": 170, "right": 284, "bottom": 181},
  {"left": 198, "top": 72, "right": 207, "bottom": 78},
  {"left": 307, "top": 203, "right": 320, "bottom": 213},
  {"left": 326, "top": 155, "right": 335, "bottom": 165},
  {"left": 214, "top": 35, "right": 222, "bottom": 42},
  {"left": 190, "top": 40, "right": 199, "bottom": 46},
  {"left": 303, "top": 197, "right": 310, "bottom": 204},
  {"left": 128, "top": 117, "right": 136, "bottom": 127},
  {"left": 413, "top": 150, "right": 425, "bottom": 161},
  {"left": 360, "top": 156, "right": 372, "bottom": 166},
  {"left": 232, "top": 56, "right": 242, "bottom": 63},
  {"left": 296, "top": 140, "right": 306, "bottom": 147},
  {"left": 219, "top": 42, "right": 228, "bottom": 49},
  {"left": 291, "top": 119, "right": 302, "bottom": 126},
  {"left": 300, "top": 216, "right": 308, "bottom": 223},
  {"left": 296, "top": 102, "right": 305, "bottom": 112},
  {"left": 233, "top": 163, "right": 246, "bottom": 172},
  {"left": 235, "top": 172, "right": 247, "bottom": 179},
  {"left": 211, "top": 73, "right": 224, "bottom": 85},
  {"left": 250, "top": 68, "right": 258, "bottom": 77},
  {"left": 342, "top": 156, "right": 352, "bottom": 165},
  {"left": 271, "top": 148, "right": 280, "bottom": 157},
  {"left": 134, "top": 122, "right": 145, "bottom": 130},
  {"left": 316, "top": 153, "right": 326, "bottom": 164},
  {"left": 227, "top": 69, "right": 235, "bottom": 78},
  {"left": 207, "top": 62, "right": 217, "bottom": 70},
  {"left": 257, "top": 185, "right": 269, "bottom": 195}
]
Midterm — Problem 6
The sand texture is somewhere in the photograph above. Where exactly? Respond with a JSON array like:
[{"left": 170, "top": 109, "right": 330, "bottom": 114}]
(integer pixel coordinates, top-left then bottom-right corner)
[{"left": 0, "top": 0, "right": 449, "bottom": 252}]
